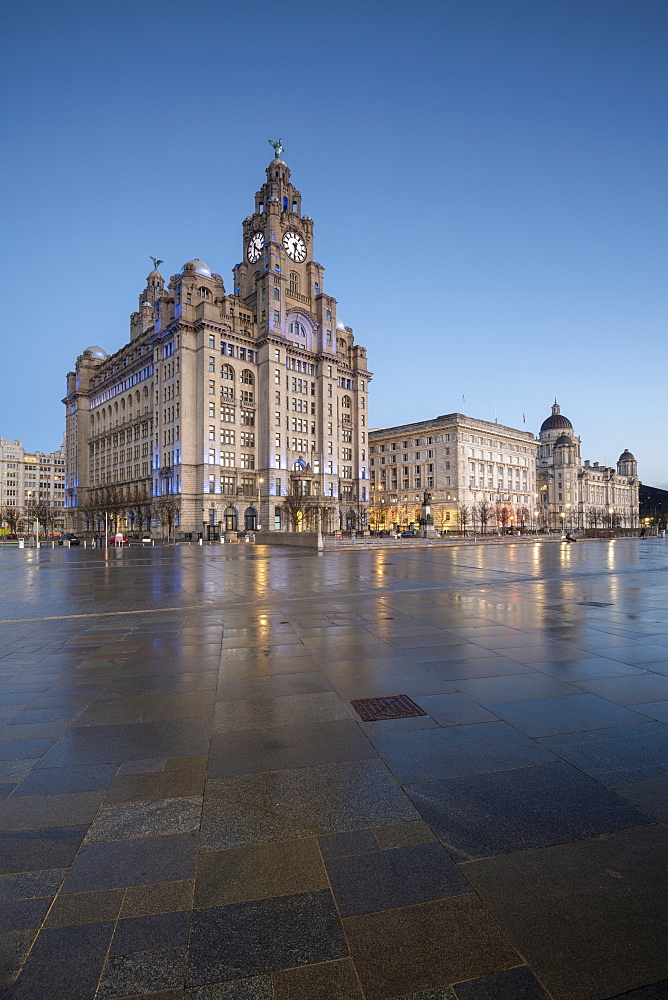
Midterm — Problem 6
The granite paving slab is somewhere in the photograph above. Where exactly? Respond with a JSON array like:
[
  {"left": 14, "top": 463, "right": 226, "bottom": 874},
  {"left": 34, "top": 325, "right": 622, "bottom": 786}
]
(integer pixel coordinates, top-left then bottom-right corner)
[
  {"left": 485, "top": 693, "right": 649, "bottom": 737},
  {"left": 406, "top": 762, "right": 654, "bottom": 860},
  {"left": 462, "top": 823, "right": 668, "bottom": 1000},
  {"left": 200, "top": 759, "right": 417, "bottom": 849},
  {"left": 207, "top": 718, "right": 376, "bottom": 778},
  {"left": 538, "top": 721, "right": 668, "bottom": 784},
  {"left": 370, "top": 721, "right": 556, "bottom": 783},
  {"left": 186, "top": 890, "right": 348, "bottom": 985}
]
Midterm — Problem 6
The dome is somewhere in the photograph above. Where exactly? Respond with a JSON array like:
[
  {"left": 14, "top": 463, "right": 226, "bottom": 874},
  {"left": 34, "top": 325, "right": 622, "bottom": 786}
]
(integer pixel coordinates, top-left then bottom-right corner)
[
  {"left": 83, "top": 346, "right": 108, "bottom": 360},
  {"left": 148, "top": 268, "right": 163, "bottom": 277},
  {"left": 181, "top": 259, "right": 212, "bottom": 277},
  {"left": 540, "top": 400, "right": 573, "bottom": 433},
  {"left": 619, "top": 449, "right": 635, "bottom": 461},
  {"left": 555, "top": 434, "right": 572, "bottom": 446},
  {"left": 336, "top": 319, "right": 346, "bottom": 330}
]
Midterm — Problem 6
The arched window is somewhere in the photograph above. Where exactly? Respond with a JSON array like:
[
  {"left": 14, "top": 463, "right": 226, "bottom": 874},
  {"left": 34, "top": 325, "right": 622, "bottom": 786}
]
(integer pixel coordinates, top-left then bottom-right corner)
[
  {"left": 240, "top": 369, "right": 254, "bottom": 385},
  {"left": 198, "top": 287, "right": 210, "bottom": 299},
  {"left": 273, "top": 287, "right": 280, "bottom": 300},
  {"left": 221, "top": 364, "right": 234, "bottom": 380},
  {"left": 289, "top": 272, "right": 299, "bottom": 293},
  {"left": 342, "top": 395, "right": 351, "bottom": 409},
  {"left": 326, "top": 309, "right": 331, "bottom": 320},
  {"left": 288, "top": 321, "right": 306, "bottom": 338}
]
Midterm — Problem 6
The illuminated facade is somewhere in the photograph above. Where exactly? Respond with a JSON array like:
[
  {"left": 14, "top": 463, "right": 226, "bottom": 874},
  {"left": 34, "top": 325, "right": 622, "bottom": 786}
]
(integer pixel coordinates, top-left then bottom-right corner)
[
  {"left": 369, "top": 414, "right": 538, "bottom": 533},
  {"left": 537, "top": 401, "right": 640, "bottom": 529},
  {"left": 63, "top": 153, "right": 370, "bottom": 536},
  {"left": 0, "top": 436, "right": 66, "bottom": 529}
]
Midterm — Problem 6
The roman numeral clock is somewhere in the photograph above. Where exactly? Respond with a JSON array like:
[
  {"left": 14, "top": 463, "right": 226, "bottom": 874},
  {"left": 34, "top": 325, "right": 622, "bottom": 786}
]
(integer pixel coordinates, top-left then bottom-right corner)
[{"left": 282, "top": 230, "right": 307, "bottom": 263}]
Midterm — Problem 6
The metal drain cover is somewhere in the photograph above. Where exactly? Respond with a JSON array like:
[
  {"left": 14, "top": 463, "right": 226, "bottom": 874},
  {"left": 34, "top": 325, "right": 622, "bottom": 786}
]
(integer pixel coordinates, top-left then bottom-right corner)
[{"left": 351, "top": 695, "right": 427, "bottom": 722}]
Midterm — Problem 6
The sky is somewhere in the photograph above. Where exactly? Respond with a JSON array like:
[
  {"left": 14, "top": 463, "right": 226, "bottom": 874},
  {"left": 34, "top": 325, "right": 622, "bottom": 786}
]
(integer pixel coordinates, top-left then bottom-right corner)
[{"left": 1, "top": 0, "right": 666, "bottom": 484}]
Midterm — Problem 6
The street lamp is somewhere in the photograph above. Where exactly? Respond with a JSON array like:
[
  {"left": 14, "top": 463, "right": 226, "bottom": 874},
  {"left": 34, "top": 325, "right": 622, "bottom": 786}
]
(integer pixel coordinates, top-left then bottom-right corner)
[
  {"left": 609, "top": 506, "right": 615, "bottom": 531},
  {"left": 257, "top": 477, "right": 264, "bottom": 531},
  {"left": 560, "top": 511, "right": 566, "bottom": 535}
]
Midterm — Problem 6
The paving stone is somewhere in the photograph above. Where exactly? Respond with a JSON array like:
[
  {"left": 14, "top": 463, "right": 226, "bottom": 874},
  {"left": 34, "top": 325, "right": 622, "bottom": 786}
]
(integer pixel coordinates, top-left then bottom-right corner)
[
  {"left": 462, "top": 824, "right": 668, "bottom": 1000},
  {"left": 25, "top": 920, "right": 114, "bottom": 964},
  {"left": 45, "top": 888, "right": 124, "bottom": 927},
  {"left": 370, "top": 722, "right": 556, "bottom": 783},
  {"left": 97, "top": 946, "right": 187, "bottom": 999},
  {"left": 121, "top": 880, "right": 195, "bottom": 918},
  {"left": 325, "top": 841, "right": 470, "bottom": 916},
  {"left": 105, "top": 766, "right": 206, "bottom": 805},
  {"left": 344, "top": 895, "right": 520, "bottom": 1000},
  {"left": 185, "top": 975, "right": 271, "bottom": 999},
  {"left": 613, "top": 775, "right": 668, "bottom": 823},
  {"left": 318, "top": 829, "right": 379, "bottom": 858},
  {"left": 84, "top": 796, "right": 202, "bottom": 842},
  {"left": 10, "top": 764, "right": 117, "bottom": 796},
  {"left": 63, "top": 832, "right": 198, "bottom": 892},
  {"left": 372, "top": 819, "right": 437, "bottom": 849},
  {"left": 0, "top": 868, "right": 66, "bottom": 901},
  {"left": 211, "top": 692, "right": 354, "bottom": 733},
  {"left": 453, "top": 966, "right": 550, "bottom": 999},
  {"left": 406, "top": 761, "right": 655, "bottom": 859},
  {"left": 0, "top": 790, "right": 105, "bottom": 829},
  {"left": 0, "top": 897, "right": 52, "bottom": 933},
  {"left": 1, "top": 957, "right": 104, "bottom": 1000},
  {"left": 486, "top": 693, "right": 649, "bottom": 737},
  {"left": 0, "top": 825, "right": 87, "bottom": 875},
  {"left": 200, "top": 760, "right": 417, "bottom": 850},
  {"left": 208, "top": 718, "right": 376, "bottom": 778},
  {"left": 271, "top": 957, "right": 364, "bottom": 999},
  {"left": 38, "top": 718, "right": 212, "bottom": 767},
  {"left": 195, "top": 838, "right": 328, "bottom": 907},
  {"left": 186, "top": 890, "right": 348, "bottom": 985},
  {"left": 538, "top": 721, "right": 668, "bottom": 784},
  {"left": 411, "top": 693, "right": 499, "bottom": 726},
  {"left": 111, "top": 911, "right": 191, "bottom": 954}
]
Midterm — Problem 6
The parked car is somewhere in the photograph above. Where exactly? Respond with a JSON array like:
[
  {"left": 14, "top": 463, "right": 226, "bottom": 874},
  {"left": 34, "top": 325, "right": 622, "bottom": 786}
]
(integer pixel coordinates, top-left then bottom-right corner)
[
  {"left": 109, "top": 535, "right": 129, "bottom": 544},
  {"left": 401, "top": 530, "right": 416, "bottom": 538},
  {"left": 60, "top": 534, "right": 80, "bottom": 545}
]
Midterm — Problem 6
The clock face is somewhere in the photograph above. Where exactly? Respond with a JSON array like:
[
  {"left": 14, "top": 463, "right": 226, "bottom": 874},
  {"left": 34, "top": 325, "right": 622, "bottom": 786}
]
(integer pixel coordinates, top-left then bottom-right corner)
[
  {"left": 246, "top": 231, "right": 264, "bottom": 263},
  {"left": 282, "top": 230, "right": 307, "bottom": 263}
]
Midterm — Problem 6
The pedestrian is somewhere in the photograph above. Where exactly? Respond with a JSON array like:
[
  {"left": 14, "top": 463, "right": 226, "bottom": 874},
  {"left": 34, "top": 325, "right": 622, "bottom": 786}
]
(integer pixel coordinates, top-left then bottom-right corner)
[
  {"left": 640, "top": 527, "right": 646, "bottom": 538},
  {"left": 565, "top": 531, "right": 577, "bottom": 543}
]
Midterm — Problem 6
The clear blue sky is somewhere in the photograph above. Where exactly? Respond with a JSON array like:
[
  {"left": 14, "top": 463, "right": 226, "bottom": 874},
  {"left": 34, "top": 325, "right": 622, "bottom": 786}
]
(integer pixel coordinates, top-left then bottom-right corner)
[{"left": 2, "top": 0, "right": 666, "bottom": 484}]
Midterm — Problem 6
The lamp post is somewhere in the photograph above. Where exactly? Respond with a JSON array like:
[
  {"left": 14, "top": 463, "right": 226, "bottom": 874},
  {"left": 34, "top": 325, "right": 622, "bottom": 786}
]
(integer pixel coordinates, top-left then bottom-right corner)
[
  {"left": 560, "top": 511, "right": 566, "bottom": 535},
  {"left": 565, "top": 503, "right": 571, "bottom": 533},
  {"left": 257, "top": 477, "right": 264, "bottom": 531},
  {"left": 609, "top": 506, "right": 615, "bottom": 532}
]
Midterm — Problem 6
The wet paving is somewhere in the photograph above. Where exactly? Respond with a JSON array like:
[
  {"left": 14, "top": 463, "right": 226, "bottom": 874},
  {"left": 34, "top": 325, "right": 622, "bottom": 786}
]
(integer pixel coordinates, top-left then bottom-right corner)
[{"left": 1, "top": 538, "right": 668, "bottom": 999}]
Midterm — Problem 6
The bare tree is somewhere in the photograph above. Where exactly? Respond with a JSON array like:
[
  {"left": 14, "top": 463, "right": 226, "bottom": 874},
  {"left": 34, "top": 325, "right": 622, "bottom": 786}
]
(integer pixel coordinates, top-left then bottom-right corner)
[
  {"left": 24, "top": 499, "right": 61, "bottom": 538},
  {"left": 155, "top": 496, "right": 181, "bottom": 542},
  {"left": 494, "top": 501, "right": 511, "bottom": 534},
  {"left": 456, "top": 503, "right": 470, "bottom": 536},
  {"left": 0, "top": 505, "right": 23, "bottom": 538},
  {"left": 473, "top": 500, "right": 492, "bottom": 535},
  {"left": 126, "top": 486, "right": 153, "bottom": 537},
  {"left": 516, "top": 506, "right": 529, "bottom": 532}
]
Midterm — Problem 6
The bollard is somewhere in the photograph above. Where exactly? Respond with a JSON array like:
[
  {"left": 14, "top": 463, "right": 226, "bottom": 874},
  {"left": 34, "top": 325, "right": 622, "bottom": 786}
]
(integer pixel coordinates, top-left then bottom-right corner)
[
  {"left": 198, "top": 538, "right": 203, "bottom": 546},
  {"left": 18, "top": 538, "right": 24, "bottom": 549}
]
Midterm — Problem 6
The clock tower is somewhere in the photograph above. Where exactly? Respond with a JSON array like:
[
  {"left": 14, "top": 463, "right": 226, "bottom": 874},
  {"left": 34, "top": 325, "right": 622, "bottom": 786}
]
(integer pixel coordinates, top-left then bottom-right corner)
[{"left": 229, "top": 149, "right": 370, "bottom": 533}]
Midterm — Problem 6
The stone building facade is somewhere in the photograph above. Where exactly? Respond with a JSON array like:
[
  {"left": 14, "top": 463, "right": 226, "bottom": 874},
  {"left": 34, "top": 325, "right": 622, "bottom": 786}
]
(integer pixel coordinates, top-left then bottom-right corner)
[
  {"left": 369, "top": 414, "right": 538, "bottom": 533},
  {"left": 0, "top": 436, "right": 66, "bottom": 531},
  {"left": 537, "top": 401, "right": 639, "bottom": 529},
  {"left": 63, "top": 154, "right": 371, "bottom": 536}
]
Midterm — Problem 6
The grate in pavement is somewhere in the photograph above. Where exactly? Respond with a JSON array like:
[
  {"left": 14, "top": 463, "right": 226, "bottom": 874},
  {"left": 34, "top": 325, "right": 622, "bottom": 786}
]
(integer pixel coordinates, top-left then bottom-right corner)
[
  {"left": 577, "top": 602, "right": 614, "bottom": 607},
  {"left": 351, "top": 695, "right": 427, "bottom": 722}
]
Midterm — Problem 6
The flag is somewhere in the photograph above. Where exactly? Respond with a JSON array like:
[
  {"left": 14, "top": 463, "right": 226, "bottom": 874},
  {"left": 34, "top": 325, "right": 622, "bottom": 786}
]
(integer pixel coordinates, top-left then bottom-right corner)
[{"left": 522, "top": 413, "right": 526, "bottom": 424}]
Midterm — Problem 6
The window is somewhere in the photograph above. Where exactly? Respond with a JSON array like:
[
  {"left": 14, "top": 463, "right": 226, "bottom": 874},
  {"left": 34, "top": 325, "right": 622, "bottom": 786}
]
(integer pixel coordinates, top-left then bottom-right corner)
[
  {"left": 208, "top": 357, "right": 216, "bottom": 372},
  {"left": 221, "top": 475, "right": 234, "bottom": 494},
  {"left": 208, "top": 380, "right": 215, "bottom": 395},
  {"left": 240, "top": 409, "right": 254, "bottom": 426},
  {"left": 275, "top": 391, "right": 280, "bottom": 405},
  {"left": 221, "top": 406, "right": 234, "bottom": 422},
  {"left": 342, "top": 466, "right": 352, "bottom": 479},
  {"left": 240, "top": 390, "right": 254, "bottom": 405},
  {"left": 273, "top": 288, "right": 279, "bottom": 301},
  {"left": 273, "top": 310, "right": 280, "bottom": 324},
  {"left": 208, "top": 448, "right": 216, "bottom": 464},
  {"left": 240, "top": 454, "right": 255, "bottom": 469},
  {"left": 342, "top": 395, "right": 351, "bottom": 409},
  {"left": 221, "top": 451, "right": 235, "bottom": 467},
  {"left": 220, "top": 428, "right": 235, "bottom": 445},
  {"left": 208, "top": 403, "right": 215, "bottom": 418},
  {"left": 208, "top": 335, "right": 216, "bottom": 349},
  {"left": 221, "top": 364, "right": 234, "bottom": 380},
  {"left": 198, "top": 287, "right": 210, "bottom": 298},
  {"left": 208, "top": 425, "right": 215, "bottom": 440},
  {"left": 240, "top": 369, "right": 254, "bottom": 385},
  {"left": 289, "top": 272, "right": 299, "bottom": 293}
]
